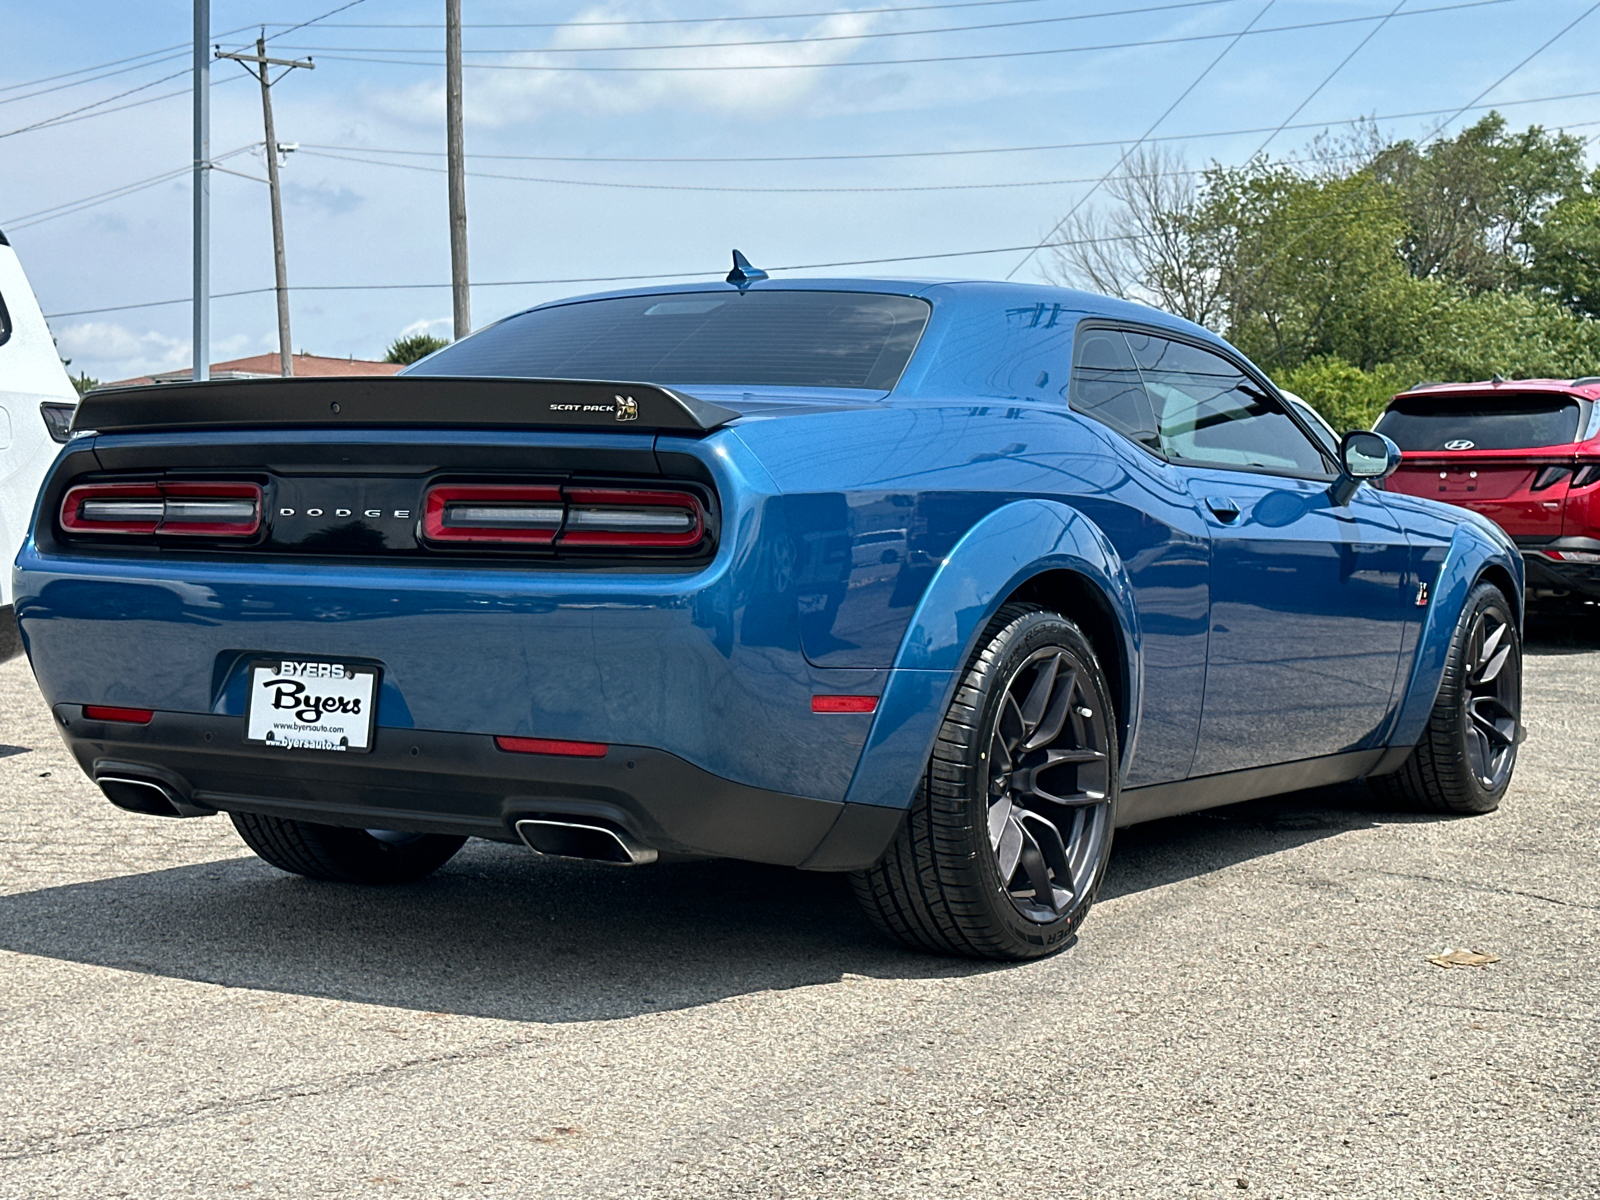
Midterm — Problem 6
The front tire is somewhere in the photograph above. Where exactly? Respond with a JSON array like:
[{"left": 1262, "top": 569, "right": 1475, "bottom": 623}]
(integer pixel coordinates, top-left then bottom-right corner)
[
  {"left": 231, "top": 812, "right": 467, "bottom": 884},
  {"left": 852, "top": 603, "right": 1118, "bottom": 961},
  {"left": 1369, "top": 581, "right": 1522, "bottom": 815}
]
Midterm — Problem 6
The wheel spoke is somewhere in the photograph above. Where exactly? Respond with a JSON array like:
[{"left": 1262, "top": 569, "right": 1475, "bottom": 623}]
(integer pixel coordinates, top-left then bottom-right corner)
[
  {"left": 987, "top": 794, "right": 1014, "bottom": 850},
  {"left": 998, "top": 693, "right": 1027, "bottom": 754},
  {"left": 1013, "top": 823, "right": 1060, "bottom": 913},
  {"left": 1472, "top": 643, "right": 1510, "bottom": 685},
  {"left": 1468, "top": 697, "right": 1518, "bottom": 750},
  {"left": 1019, "top": 812, "right": 1075, "bottom": 903},
  {"left": 1021, "top": 666, "right": 1077, "bottom": 752},
  {"left": 1017, "top": 652, "right": 1061, "bottom": 736},
  {"left": 995, "top": 814, "right": 1024, "bottom": 880},
  {"left": 1473, "top": 621, "right": 1505, "bottom": 672}
]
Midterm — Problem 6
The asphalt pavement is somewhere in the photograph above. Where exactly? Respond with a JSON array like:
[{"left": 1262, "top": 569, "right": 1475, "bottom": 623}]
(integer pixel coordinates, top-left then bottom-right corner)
[{"left": 0, "top": 612, "right": 1595, "bottom": 1198}]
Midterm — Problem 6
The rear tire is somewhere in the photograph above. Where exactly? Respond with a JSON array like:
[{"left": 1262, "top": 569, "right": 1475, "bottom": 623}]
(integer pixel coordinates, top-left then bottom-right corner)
[
  {"left": 852, "top": 603, "right": 1118, "bottom": 961},
  {"left": 1369, "top": 581, "right": 1522, "bottom": 815},
  {"left": 231, "top": 812, "right": 466, "bottom": 883}
]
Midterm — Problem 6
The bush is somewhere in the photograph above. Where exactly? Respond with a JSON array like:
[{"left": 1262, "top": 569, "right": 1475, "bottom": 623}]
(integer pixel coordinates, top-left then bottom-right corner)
[
  {"left": 384, "top": 333, "right": 450, "bottom": 365},
  {"left": 1275, "top": 357, "right": 1410, "bottom": 432}
]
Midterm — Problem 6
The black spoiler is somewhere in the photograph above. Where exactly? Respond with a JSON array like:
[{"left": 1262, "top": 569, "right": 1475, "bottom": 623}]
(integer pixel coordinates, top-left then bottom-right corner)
[{"left": 73, "top": 376, "right": 740, "bottom": 436}]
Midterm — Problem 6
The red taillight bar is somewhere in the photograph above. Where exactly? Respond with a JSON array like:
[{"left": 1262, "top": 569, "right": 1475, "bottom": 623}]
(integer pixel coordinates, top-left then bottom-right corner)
[
  {"left": 61, "top": 482, "right": 262, "bottom": 537},
  {"left": 421, "top": 483, "right": 707, "bottom": 550},
  {"left": 424, "top": 484, "right": 564, "bottom": 544},
  {"left": 812, "top": 695, "right": 879, "bottom": 714},
  {"left": 83, "top": 705, "right": 155, "bottom": 724},
  {"left": 495, "top": 735, "right": 609, "bottom": 757}
]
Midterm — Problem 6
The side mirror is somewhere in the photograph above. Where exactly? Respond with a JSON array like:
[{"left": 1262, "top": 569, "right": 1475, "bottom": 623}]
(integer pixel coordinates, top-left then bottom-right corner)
[{"left": 1330, "top": 430, "right": 1401, "bottom": 505}]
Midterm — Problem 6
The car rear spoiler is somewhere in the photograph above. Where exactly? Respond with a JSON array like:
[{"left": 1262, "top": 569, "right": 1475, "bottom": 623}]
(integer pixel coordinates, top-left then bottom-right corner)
[{"left": 72, "top": 376, "right": 741, "bottom": 436}]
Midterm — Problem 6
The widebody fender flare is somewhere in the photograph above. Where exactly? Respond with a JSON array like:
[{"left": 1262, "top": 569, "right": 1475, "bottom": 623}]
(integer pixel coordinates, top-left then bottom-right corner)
[
  {"left": 841, "top": 499, "right": 1141, "bottom": 812},
  {"left": 1385, "top": 521, "right": 1525, "bottom": 754}
]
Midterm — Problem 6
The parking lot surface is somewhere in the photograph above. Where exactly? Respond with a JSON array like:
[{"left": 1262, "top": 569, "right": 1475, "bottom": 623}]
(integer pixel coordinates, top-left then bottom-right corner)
[{"left": 0, "top": 615, "right": 1595, "bottom": 1199}]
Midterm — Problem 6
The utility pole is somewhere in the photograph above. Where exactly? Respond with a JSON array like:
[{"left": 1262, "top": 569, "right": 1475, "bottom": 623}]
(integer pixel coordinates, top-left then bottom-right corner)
[
  {"left": 192, "top": 0, "right": 209, "bottom": 382},
  {"left": 217, "top": 35, "right": 313, "bottom": 377},
  {"left": 446, "top": 0, "right": 471, "bottom": 339}
]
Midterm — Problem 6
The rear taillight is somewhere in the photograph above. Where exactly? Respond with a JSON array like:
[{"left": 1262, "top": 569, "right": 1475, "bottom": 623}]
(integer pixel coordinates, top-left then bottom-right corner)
[
  {"left": 561, "top": 488, "right": 704, "bottom": 548},
  {"left": 61, "top": 482, "right": 262, "bottom": 537},
  {"left": 422, "top": 483, "right": 706, "bottom": 551},
  {"left": 424, "top": 484, "right": 564, "bottom": 544},
  {"left": 1531, "top": 466, "right": 1571, "bottom": 491}
]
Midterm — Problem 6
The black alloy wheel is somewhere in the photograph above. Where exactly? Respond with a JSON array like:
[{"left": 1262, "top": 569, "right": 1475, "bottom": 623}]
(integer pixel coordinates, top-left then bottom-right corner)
[
  {"left": 854, "top": 603, "right": 1118, "bottom": 960},
  {"left": 1370, "top": 581, "right": 1523, "bottom": 815},
  {"left": 986, "top": 645, "right": 1115, "bottom": 923}
]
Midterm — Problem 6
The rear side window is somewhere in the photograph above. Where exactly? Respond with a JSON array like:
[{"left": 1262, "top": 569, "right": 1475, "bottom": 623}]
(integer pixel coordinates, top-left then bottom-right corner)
[
  {"left": 407, "top": 290, "right": 932, "bottom": 391},
  {"left": 1067, "top": 326, "right": 1159, "bottom": 450},
  {"left": 0, "top": 290, "right": 11, "bottom": 348},
  {"left": 1376, "top": 395, "right": 1581, "bottom": 450}
]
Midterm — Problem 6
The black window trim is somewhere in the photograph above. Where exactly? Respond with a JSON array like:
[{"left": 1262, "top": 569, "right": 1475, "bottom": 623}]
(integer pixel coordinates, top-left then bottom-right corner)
[
  {"left": 1068, "top": 317, "right": 1338, "bottom": 482},
  {"left": 0, "top": 288, "right": 11, "bottom": 350}
]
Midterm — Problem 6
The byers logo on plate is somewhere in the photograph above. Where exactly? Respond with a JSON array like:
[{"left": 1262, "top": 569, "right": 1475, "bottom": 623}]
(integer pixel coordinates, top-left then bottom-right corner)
[{"left": 245, "top": 661, "right": 377, "bottom": 752}]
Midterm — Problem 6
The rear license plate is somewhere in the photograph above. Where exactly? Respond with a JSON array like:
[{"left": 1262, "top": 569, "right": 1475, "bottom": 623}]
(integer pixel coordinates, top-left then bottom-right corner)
[{"left": 245, "top": 660, "right": 378, "bottom": 752}]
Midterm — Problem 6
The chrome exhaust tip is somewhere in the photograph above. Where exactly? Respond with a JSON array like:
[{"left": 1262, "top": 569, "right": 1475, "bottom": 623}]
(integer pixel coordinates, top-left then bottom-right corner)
[
  {"left": 514, "top": 818, "right": 658, "bottom": 866},
  {"left": 96, "top": 773, "right": 213, "bottom": 819}
]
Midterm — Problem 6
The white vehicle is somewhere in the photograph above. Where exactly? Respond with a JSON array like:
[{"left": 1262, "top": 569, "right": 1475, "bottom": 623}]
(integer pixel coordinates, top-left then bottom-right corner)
[{"left": 0, "top": 231, "right": 77, "bottom": 661}]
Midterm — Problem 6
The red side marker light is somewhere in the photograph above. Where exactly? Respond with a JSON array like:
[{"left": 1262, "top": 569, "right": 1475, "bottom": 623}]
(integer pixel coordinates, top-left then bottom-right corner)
[
  {"left": 494, "top": 735, "right": 609, "bottom": 758},
  {"left": 812, "top": 695, "right": 879, "bottom": 714},
  {"left": 83, "top": 705, "right": 155, "bottom": 724}
]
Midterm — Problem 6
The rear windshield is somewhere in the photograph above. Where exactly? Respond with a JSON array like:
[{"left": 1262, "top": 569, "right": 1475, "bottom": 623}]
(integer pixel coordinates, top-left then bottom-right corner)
[
  {"left": 1375, "top": 394, "right": 1581, "bottom": 450},
  {"left": 406, "top": 290, "right": 932, "bottom": 391}
]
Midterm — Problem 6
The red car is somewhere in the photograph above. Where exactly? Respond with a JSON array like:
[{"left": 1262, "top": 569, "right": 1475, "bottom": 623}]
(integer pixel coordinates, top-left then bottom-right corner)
[{"left": 1377, "top": 377, "right": 1600, "bottom": 600}]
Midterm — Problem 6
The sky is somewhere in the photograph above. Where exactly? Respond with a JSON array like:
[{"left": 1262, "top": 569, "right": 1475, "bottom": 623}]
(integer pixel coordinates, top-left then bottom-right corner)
[{"left": 1, "top": 0, "right": 1596, "bottom": 383}]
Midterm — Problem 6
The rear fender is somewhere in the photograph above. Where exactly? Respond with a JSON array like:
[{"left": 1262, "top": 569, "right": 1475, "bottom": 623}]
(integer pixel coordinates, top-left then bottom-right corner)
[
  {"left": 1386, "top": 521, "right": 1524, "bottom": 752},
  {"left": 842, "top": 499, "right": 1140, "bottom": 811}
]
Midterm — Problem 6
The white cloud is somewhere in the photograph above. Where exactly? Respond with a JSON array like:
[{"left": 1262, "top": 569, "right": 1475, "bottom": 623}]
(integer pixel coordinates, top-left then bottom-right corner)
[
  {"left": 368, "top": 5, "right": 885, "bottom": 127},
  {"left": 51, "top": 323, "right": 258, "bottom": 383},
  {"left": 400, "top": 316, "right": 453, "bottom": 338}
]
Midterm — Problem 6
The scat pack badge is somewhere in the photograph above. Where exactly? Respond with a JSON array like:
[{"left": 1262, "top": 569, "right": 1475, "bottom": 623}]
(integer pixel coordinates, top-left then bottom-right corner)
[{"left": 614, "top": 394, "right": 639, "bottom": 421}]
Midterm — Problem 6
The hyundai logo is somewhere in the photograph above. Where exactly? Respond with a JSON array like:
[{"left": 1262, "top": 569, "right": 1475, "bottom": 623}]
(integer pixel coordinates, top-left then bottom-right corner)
[{"left": 1444, "top": 439, "right": 1476, "bottom": 450}]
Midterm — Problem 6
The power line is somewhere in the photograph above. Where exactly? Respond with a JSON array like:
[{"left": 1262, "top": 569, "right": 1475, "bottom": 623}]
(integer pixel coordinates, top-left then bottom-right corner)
[
  {"left": 1007, "top": 0, "right": 1279, "bottom": 278},
  {"left": 297, "top": 88, "right": 1600, "bottom": 166},
  {"left": 294, "top": 145, "right": 1380, "bottom": 194},
  {"left": 1248, "top": 0, "right": 1407, "bottom": 159},
  {"left": 0, "top": 69, "right": 188, "bottom": 141},
  {"left": 0, "top": 73, "right": 249, "bottom": 143},
  {"left": 261, "top": 0, "right": 1139, "bottom": 30},
  {"left": 302, "top": 0, "right": 1519, "bottom": 71},
  {"left": 0, "top": 25, "right": 256, "bottom": 95},
  {"left": 263, "top": 0, "right": 371, "bottom": 45},
  {"left": 274, "top": 0, "right": 1253, "bottom": 55},
  {"left": 0, "top": 51, "right": 188, "bottom": 109},
  {"left": 1420, "top": 0, "right": 1599, "bottom": 140},
  {"left": 41, "top": 203, "right": 1421, "bottom": 321}
]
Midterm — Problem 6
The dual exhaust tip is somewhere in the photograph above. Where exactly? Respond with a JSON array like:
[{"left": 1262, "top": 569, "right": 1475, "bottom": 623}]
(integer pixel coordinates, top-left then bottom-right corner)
[{"left": 95, "top": 770, "right": 657, "bottom": 867}]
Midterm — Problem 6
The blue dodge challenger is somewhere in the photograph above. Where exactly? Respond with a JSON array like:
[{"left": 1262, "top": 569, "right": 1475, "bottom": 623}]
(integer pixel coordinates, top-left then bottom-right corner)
[{"left": 14, "top": 264, "right": 1525, "bottom": 960}]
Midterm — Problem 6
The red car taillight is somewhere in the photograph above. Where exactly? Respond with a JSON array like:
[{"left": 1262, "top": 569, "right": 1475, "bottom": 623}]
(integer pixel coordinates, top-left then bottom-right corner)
[
  {"left": 561, "top": 488, "right": 704, "bottom": 548},
  {"left": 422, "top": 483, "right": 707, "bottom": 551},
  {"left": 61, "top": 482, "right": 262, "bottom": 537},
  {"left": 424, "top": 484, "right": 564, "bottom": 544}
]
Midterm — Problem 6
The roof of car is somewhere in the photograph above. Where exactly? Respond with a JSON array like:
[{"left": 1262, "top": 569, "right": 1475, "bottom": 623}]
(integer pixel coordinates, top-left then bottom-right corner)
[{"left": 1397, "top": 378, "right": 1600, "bottom": 401}]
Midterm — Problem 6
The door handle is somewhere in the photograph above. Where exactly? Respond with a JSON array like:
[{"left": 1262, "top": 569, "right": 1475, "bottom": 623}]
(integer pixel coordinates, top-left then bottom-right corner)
[{"left": 1205, "top": 496, "right": 1241, "bottom": 523}]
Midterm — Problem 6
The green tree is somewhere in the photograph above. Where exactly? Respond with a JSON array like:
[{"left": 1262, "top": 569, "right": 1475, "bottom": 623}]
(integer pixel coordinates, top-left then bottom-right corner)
[
  {"left": 384, "top": 333, "right": 450, "bottom": 365},
  {"left": 1040, "top": 112, "right": 1600, "bottom": 430}
]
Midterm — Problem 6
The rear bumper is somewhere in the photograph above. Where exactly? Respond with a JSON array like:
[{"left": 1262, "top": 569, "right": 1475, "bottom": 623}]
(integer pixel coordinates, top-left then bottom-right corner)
[
  {"left": 56, "top": 705, "right": 904, "bottom": 871},
  {"left": 1519, "top": 537, "right": 1600, "bottom": 599}
]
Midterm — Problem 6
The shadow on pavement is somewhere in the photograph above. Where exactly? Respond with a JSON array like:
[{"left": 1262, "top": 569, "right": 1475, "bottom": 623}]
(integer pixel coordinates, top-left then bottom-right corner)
[
  {"left": 1524, "top": 601, "right": 1600, "bottom": 654},
  {"left": 0, "top": 781, "right": 1412, "bottom": 1022}
]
